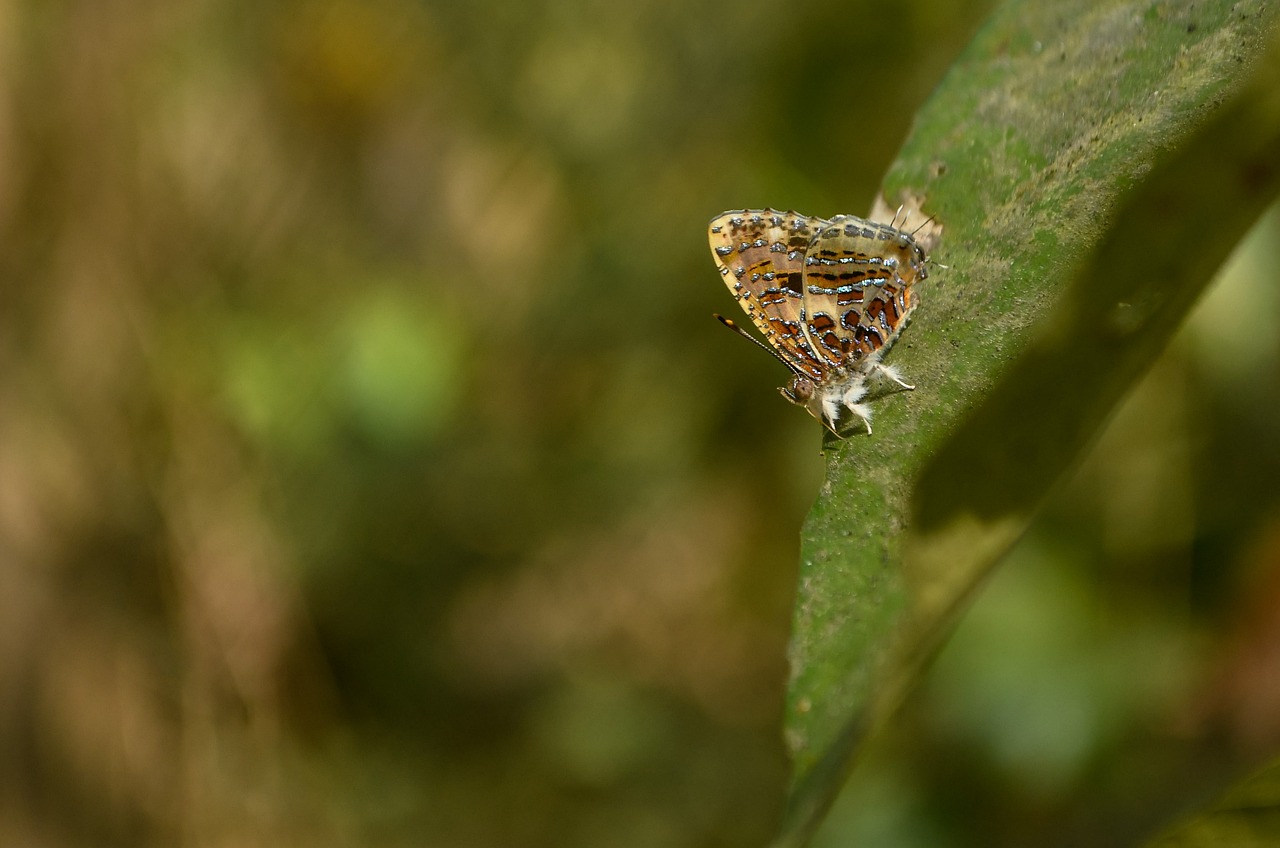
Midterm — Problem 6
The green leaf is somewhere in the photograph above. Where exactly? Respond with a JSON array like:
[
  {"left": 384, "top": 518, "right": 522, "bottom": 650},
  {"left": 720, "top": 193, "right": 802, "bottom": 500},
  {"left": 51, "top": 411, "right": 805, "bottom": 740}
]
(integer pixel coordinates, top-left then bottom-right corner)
[
  {"left": 1151, "top": 756, "right": 1280, "bottom": 846},
  {"left": 776, "top": 1, "right": 1280, "bottom": 844}
]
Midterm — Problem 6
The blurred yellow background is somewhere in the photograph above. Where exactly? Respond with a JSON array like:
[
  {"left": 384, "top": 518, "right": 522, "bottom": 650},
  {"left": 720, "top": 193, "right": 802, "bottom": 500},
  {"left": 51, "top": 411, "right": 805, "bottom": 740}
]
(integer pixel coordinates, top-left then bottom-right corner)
[
  {"left": 5, "top": 1, "right": 1279, "bottom": 846},
  {"left": 0, "top": 1, "right": 994, "bottom": 845}
]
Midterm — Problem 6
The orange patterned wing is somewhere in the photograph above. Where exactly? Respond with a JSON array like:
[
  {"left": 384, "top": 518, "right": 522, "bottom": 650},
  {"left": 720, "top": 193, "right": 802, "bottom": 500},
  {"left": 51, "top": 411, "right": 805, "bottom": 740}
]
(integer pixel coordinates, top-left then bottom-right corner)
[
  {"left": 708, "top": 209, "right": 830, "bottom": 380},
  {"left": 799, "top": 214, "right": 928, "bottom": 367}
]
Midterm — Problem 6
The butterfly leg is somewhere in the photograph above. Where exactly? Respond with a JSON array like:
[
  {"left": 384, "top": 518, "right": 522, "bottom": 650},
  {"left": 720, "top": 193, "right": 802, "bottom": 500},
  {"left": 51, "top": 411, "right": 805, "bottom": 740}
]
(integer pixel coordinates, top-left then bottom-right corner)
[
  {"left": 869, "top": 362, "right": 915, "bottom": 392},
  {"left": 840, "top": 380, "right": 874, "bottom": 435}
]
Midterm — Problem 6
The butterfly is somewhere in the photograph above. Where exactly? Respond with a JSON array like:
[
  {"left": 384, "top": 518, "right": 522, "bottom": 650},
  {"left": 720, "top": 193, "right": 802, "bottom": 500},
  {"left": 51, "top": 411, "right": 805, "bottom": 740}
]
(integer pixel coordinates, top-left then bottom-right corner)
[{"left": 708, "top": 208, "right": 930, "bottom": 436}]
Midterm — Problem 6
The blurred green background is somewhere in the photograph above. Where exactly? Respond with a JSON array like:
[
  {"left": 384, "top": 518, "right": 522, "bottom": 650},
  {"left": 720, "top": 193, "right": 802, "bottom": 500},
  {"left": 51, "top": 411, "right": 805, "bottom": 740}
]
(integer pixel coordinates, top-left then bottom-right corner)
[
  {"left": 4, "top": 1, "right": 1280, "bottom": 846},
  {"left": 0, "top": 1, "right": 994, "bottom": 845}
]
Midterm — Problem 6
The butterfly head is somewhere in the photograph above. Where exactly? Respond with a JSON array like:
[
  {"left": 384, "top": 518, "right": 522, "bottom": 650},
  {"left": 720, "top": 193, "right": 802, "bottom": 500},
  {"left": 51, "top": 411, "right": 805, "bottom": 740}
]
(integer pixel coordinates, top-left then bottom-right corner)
[
  {"left": 780, "top": 374, "right": 836, "bottom": 435},
  {"left": 779, "top": 374, "right": 814, "bottom": 406}
]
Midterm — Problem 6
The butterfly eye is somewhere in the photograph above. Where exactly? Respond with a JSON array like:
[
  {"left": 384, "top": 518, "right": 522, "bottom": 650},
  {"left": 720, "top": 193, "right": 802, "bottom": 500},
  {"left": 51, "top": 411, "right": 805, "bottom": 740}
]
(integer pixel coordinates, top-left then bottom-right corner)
[{"left": 787, "top": 376, "right": 815, "bottom": 404}]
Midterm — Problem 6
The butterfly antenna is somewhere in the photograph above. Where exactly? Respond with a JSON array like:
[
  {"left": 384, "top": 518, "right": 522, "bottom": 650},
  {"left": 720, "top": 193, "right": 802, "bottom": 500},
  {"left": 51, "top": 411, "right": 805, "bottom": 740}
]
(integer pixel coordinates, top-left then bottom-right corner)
[
  {"left": 911, "top": 215, "right": 936, "bottom": 237},
  {"left": 714, "top": 314, "right": 804, "bottom": 376},
  {"left": 889, "top": 204, "right": 905, "bottom": 228}
]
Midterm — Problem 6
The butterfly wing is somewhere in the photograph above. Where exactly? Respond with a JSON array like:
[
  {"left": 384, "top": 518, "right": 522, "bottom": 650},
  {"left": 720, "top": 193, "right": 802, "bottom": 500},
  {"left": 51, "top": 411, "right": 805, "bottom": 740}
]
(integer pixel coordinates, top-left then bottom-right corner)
[
  {"left": 800, "top": 214, "right": 926, "bottom": 366},
  {"left": 708, "top": 209, "right": 830, "bottom": 380}
]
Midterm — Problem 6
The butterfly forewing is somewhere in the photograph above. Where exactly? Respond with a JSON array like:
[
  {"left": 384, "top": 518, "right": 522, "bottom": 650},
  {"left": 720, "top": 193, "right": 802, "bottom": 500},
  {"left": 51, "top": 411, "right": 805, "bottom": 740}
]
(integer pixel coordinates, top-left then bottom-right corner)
[{"left": 708, "top": 210, "right": 830, "bottom": 379}]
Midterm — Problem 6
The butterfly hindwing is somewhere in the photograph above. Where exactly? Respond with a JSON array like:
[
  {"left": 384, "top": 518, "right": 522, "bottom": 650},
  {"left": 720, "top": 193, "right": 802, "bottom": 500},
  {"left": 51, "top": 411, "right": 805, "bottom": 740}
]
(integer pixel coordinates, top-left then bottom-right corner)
[{"left": 800, "top": 214, "right": 924, "bottom": 365}]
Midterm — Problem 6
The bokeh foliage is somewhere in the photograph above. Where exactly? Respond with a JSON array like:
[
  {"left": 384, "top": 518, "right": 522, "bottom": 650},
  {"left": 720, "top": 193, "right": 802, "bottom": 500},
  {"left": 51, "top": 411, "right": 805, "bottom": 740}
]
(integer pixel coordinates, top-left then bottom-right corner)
[
  {"left": 0, "top": 0, "right": 991, "bottom": 846},
  {"left": 3, "top": 1, "right": 1279, "bottom": 847}
]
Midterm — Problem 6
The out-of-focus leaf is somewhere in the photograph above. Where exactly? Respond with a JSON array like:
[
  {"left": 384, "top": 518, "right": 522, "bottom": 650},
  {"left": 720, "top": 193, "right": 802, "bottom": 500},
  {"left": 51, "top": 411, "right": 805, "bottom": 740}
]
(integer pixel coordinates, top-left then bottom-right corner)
[{"left": 1151, "top": 747, "right": 1280, "bottom": 847}]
